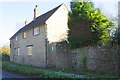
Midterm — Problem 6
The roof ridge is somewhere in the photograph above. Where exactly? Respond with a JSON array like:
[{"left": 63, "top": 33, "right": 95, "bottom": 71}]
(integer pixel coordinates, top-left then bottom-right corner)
[
  {"left": 35, "top": 4, "right": 62, "bottom": 20},
  {"left": 10, "top": 4, "right": 63, "bottom": 39}
]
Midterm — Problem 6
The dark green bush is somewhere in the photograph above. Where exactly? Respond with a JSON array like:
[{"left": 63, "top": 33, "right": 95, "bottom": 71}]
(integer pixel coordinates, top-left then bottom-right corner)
[{"left": 68, "top": 0, "right": 114, "bottom": 48}]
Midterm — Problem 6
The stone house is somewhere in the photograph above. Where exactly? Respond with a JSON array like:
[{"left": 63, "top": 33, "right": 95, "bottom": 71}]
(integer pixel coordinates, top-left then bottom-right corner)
[{"left": 10, "top": 4, "right": 69, "bottom": 67}]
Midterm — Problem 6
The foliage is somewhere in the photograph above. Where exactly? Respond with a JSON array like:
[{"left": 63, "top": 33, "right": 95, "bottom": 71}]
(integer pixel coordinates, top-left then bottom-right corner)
[
  {"left": 112, "top": 29, "right": 120, "bottom": 45},
  {"left": 68, "top": 36, "right": 93, "bottom": 48},
  {"left": 68, "top": 0, "right": 114, "bottom": 48},
  {"left": 0, "top": 61, "right": 1, "bottom": 68},
  {"left": 82, "top": 56, "right": 87, "bottom": 72},
  {"left": 0, "top": 45, "right": 10, "bottom": 61},
  {"left": 0, "top": 45, "right": 10, "bottom": 56}
]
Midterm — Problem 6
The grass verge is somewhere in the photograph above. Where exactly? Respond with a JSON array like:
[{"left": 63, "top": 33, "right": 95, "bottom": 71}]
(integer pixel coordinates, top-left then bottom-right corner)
[
  {"left": 2, "top": 61, "right": 87, "bottom": 78},
  {"left": 46, "top": 67, "right": 119, "bottom": 79},
  {"left": 2, "top": 61, "right": 119, "bottom": 78}
]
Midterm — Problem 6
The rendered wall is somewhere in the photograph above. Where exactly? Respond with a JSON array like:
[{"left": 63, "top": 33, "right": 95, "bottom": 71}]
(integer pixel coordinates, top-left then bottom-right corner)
[{"left": 45, "top": 4, "right": 69, "bottom": 43}]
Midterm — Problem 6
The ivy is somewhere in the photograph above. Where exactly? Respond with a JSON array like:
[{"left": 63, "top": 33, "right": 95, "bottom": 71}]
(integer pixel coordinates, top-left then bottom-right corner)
[{"left": 112, "top": 30, "right": 120, "bottom": 45}]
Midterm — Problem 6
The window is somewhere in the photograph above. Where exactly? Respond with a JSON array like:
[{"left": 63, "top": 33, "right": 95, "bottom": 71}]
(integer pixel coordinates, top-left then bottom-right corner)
[
  {"left": 16, "top": 36, "right": 18, "bottom": 41},
  {"left": 34, "top": 27, "right": 39, "bottom": 35},
  {"left": 17, "top": 48, "right": 20, "bottom": 55},
  {"left": 23, "top": 32, "right": 27, "bottom": 38},
  {"left": 27, "top": 46, "right": 32, "bottom": 55}
]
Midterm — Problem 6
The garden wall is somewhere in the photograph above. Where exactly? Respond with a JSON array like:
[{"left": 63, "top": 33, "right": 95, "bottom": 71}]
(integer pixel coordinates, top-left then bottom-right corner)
[{"left": 48, "top": 42, "right": 119, "bottom": 76}]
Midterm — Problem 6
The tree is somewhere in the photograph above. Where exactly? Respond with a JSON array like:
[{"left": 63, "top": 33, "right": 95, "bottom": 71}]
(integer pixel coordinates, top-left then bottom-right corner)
[
  {"left": 0, "top": 45, "right": 10, "bottom": 61},
  {"left": 0, "top": 45, "right": 10, "bottom": 56},
  {"left": 68, "top": 0, "right": 114, "bottom": 48}
]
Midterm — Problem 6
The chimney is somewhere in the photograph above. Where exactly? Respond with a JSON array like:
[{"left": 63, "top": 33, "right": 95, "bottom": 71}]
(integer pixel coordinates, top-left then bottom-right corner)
[
  {"left": 34, "top": 5, "right": 39, "bottom": 19},
  {"left": 25, "top": 19, "right": 29, "bottom": 26}
]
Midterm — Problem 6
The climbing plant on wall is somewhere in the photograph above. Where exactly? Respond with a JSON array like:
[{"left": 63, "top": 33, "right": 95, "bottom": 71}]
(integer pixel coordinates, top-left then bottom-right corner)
[
  {"left": 112, "top": 29, "right": 120, "bottom": 45},
  {"left": 68, "top": 0, "right": 114, "bottom": 48}
]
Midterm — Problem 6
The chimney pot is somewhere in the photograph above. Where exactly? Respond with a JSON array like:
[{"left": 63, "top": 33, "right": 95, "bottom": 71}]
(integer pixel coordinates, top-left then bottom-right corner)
[
  {"left": 25, "top": 19, "right": 29, "bottom": 26},
  {"left": 34, "top": 5, "right": 39, "bottom": 19}
]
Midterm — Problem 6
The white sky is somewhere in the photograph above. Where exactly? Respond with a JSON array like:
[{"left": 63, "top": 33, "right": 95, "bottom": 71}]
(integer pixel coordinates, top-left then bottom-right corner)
[{"left": 0, "top": 0, "right": 119, "bottom": 46}]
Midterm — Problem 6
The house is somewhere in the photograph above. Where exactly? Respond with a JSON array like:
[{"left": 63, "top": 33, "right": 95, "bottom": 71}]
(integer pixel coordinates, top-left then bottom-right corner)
[{"left": 10, "top": 4, "right": 69, "bottom": 67}]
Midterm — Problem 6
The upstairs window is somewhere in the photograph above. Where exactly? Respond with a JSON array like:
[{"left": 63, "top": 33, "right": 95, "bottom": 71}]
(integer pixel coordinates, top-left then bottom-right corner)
[
  {"left": 15, "top": 36, "right": 18, "bottom": 41},
  {"left": 23, "top": 32, "right": 27, "bottom": 39},
  {"left": 34, "top": 27, "right": 39, "bottom": 35},
  {"left": 27, "top": 46, "right": 32, "bottom": 56}
]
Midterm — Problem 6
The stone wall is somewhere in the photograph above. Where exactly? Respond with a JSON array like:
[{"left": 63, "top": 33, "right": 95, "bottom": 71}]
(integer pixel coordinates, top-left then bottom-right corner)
[
  {"left": 10, "top": 25, "right": 47, "bottom": 67},
  {"left": 48, "top": 41, "right": 119, "bottom": 76}
]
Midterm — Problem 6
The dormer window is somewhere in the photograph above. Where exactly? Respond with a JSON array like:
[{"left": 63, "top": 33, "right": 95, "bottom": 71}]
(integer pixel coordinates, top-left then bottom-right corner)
[
  {"left": 16, "top": 36, "right": 18, "bottom": 41},
  {"left": 23, "top": 32, "right": 27, "bottom": 39},
  {"left": 34, "top": 27, "right": 39, "bottom": 35}
]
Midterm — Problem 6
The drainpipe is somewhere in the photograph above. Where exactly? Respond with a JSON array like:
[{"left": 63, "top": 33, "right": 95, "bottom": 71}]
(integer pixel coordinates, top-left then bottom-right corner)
[
  {"left": 45, "top": 38, "right": 48, "bottom": 68},
  {"left": 45, "top": 23, "right": 48, "bottom": 68},
  {"left": 12, "top": 41, "right": 14, "bottom": 62}
]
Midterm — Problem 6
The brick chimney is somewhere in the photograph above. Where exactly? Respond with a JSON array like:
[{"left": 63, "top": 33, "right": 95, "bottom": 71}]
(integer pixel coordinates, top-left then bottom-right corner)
[
  {"left": 34, "top": 5, "right": 39, "bottom": 19},
  {"left": 25, "top": 19, "right": 29, "bottom": 26}
]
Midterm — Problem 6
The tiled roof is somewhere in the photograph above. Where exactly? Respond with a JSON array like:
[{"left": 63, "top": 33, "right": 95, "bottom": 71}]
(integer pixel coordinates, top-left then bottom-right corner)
[{"left": 10, "top": 4, "right": 62, "bottom": 39}]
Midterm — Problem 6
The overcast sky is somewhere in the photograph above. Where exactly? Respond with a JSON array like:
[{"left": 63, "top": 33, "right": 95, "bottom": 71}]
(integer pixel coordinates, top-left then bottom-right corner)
[{"left": 0, "top": 0, "right": 119, "bottom": 46}]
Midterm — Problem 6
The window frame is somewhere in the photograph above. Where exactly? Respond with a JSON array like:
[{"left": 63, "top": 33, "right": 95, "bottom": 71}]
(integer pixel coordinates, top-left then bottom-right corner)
[
  {"left": 27, "top": 46, "right": 33, "bottom": 56},
  {"left": 17, "top": 48, "right": 20, "bottom": 55},
  {"left": 23, "top": 32, "right": 27, "bottom": 39},
  {"left": 33, "top": 27, "right": 40, "bottom": 36},
  {"left": 15, "top": 36, "right": 18, "bottom": 41}
]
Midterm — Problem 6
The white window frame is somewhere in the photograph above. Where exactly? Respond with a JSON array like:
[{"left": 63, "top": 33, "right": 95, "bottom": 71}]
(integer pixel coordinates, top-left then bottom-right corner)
[
  {"left": 17, "top": 48, "right": 20, "bottom": 55},
  {"left": 16, "top": 36, "right": 18, "bottom": 41},
  {"left": 23, "top": 32, "right": 27, "bottom": 38},
  {"left": 34, "top": 27, "right": 39, "bottom": 35},
  {"left": 27, "top": 46, "right": 32, "bottom": 56}
]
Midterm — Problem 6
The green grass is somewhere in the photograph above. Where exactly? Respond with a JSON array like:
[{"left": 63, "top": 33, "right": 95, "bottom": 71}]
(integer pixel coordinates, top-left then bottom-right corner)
[
  {"left": 2, "top": 61, "right": 119, "bottom": 78},
  {"left": 46, "top": 67, "right": 119, "bottom": 79},
  {"left": 0, "top": 60, "right": 2, "bottom": 68},
  {"left": 2, "top": 61, "right": 86, "bottom": 78},
  {"left": 3, "top": 61, "right": 44, "bottom": 76}
]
